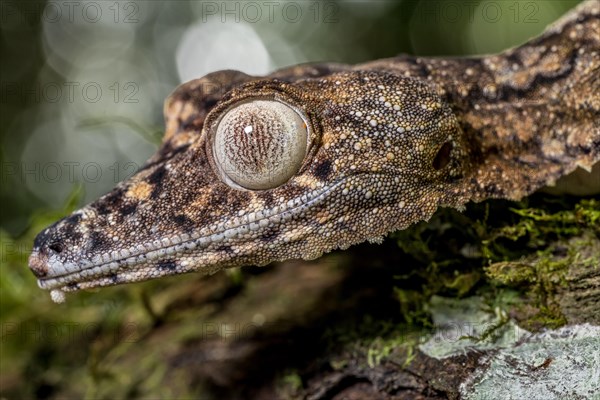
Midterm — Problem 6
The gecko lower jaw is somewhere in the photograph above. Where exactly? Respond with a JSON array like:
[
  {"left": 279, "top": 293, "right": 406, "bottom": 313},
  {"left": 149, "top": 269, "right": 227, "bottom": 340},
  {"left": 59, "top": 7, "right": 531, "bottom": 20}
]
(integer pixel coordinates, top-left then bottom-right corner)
[{"left": 33, "top": 178, "right": 352, "bottom": 297}]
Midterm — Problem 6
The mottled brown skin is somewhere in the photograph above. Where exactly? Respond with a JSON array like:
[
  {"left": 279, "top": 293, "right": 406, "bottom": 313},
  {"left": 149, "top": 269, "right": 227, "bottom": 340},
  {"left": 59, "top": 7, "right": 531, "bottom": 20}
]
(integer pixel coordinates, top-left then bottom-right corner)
[{"left": 29, "top": 1, "right": 599, "bottom": 301}]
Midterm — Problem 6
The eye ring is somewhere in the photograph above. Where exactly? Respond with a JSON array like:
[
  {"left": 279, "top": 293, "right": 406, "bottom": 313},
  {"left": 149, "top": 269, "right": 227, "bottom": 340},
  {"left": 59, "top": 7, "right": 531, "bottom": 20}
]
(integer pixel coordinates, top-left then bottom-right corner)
[{"left": 209, "top": 98, "right": 311, "bottom": 190}]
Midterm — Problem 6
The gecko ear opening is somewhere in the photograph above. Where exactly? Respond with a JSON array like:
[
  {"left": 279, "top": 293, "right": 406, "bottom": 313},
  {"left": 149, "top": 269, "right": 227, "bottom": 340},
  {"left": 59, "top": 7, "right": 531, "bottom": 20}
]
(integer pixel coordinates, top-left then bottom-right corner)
[
  {"left": 432, "top": 141, "right": 453, "bottom": 170},
  {"left": 431, "top": 142, "right": 453, "bottom": 171}
]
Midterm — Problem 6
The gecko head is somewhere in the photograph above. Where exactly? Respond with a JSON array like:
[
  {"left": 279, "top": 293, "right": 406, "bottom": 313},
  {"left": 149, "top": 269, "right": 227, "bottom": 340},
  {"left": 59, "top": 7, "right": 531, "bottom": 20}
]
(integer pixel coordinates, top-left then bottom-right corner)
[{"left": 29, "top": 68, "right": 469, "bottom": 299}]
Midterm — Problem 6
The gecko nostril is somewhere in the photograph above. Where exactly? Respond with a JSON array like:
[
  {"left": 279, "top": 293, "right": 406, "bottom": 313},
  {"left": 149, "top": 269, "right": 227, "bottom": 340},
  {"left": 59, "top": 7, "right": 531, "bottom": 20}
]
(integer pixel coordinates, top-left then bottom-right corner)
[
  {"left": 48, "top": 242, "right": 64, "bottom": 254},
  {"left": 432, "top": 141, "right": 453, "bottom": 170}
]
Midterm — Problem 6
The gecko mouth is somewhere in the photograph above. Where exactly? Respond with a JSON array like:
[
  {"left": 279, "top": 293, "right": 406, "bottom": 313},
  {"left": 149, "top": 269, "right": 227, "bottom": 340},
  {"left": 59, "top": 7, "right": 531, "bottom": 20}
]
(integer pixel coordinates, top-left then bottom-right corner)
[{"left": 33, "top": 179, "right": 350, "bottom": 299}]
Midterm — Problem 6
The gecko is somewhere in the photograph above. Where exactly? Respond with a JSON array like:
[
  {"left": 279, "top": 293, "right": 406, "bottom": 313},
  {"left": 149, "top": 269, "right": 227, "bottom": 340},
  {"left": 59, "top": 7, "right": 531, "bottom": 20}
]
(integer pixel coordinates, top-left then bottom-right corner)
[{"left": 29, "top": 0, "right": 599, "bottom": 303}]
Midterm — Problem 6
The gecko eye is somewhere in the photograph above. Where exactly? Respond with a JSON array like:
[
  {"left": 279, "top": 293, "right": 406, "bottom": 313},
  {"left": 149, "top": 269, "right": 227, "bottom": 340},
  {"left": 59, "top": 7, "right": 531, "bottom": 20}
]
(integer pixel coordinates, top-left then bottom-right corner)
[{"left": 212, "top": 99, "right": 309, "bottom": 190}]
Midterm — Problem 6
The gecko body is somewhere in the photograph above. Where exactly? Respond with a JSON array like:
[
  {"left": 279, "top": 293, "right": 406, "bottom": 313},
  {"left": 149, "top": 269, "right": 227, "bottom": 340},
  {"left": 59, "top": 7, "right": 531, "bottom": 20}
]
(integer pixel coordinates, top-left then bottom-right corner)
[{"left": 29, "top": 1, "right": 599, "bottom": 302}]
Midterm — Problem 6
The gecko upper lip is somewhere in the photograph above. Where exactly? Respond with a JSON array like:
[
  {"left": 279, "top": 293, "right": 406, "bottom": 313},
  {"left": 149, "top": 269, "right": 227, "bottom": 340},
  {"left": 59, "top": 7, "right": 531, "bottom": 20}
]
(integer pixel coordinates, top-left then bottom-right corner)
[{"left": 33, "top": 178, "right": 357, "bottom": 292}]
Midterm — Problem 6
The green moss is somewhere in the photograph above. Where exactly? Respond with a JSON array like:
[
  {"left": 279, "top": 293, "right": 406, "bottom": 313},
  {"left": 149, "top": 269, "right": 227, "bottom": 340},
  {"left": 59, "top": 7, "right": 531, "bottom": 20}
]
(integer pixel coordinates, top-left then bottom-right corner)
[
  {"left": 392, "top": 288, "right": 431, "bottom": 326},
  {"left": 490, "top": 244, "right": 593, "bottom": 330},
  {"left": 275, "top": 370, "right": 304, "bottom": 400},
  {"left": 322, "top": 314, "right": 421, "bottom": 369},
  {"left": 315, "top": 197, "right": 598, "bottom": 368},
  {"left": 443, "top": 271, "right": 482, "bottom": 297},
  {"left": 387, "top": 197, "right": 597, "bottom": 335},
  {"left": 366, "top": 333, "right": 418, "bottom": 368},
  {"left": 482, "top": 198, "right": 600, "bottom": 260}
]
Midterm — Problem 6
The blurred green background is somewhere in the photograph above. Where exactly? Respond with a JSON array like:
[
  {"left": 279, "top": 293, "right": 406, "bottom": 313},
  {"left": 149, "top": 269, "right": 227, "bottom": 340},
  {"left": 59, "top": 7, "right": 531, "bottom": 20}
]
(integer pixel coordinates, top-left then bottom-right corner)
[
  {"left": 0, "top": 0, "right": 580, "bottom": 235},
  {"left": 0, "top": 0, "right": 584, "bottom": 398}
]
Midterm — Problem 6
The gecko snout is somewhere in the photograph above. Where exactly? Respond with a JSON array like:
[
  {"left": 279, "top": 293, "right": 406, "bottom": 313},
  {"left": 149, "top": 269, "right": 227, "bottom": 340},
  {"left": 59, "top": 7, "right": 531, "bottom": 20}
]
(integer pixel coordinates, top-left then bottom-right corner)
[
  {"left": 28, "top": 212, "right": 88, "bottom": 280},
  {"left": 28, "top": 249, "right": 49, "bottom": 278},
  {"left": 29, "top": 239, "right": 60, "bottom": 279},
  {"left": 29, "top": 225, "right": 66, "bottom": 278}
]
